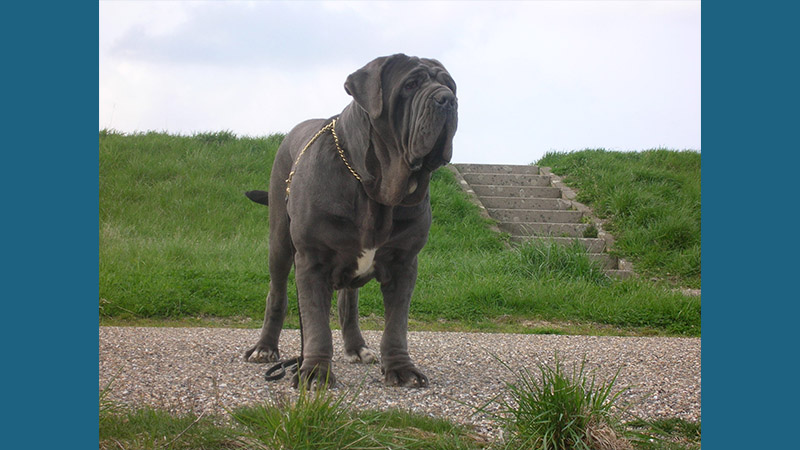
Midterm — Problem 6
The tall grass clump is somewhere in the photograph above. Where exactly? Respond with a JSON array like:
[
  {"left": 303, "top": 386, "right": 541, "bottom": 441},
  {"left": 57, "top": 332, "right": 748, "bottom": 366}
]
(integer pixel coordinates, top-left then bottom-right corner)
[
  {"left": 99, "top": 379, "right": 121, "bottom": 426},
  {"left": 231, "top": 384, "right": 481, "bottom": 450},
  {"left": 100, "top": 380, "right": 238, "bottom": 450},
  {"left": 626, "top": 418, "right": 701, "bottom": 450},
  {"left": 510, "top": 240, "right": 609, "bottom": 284},
  {"left": 193, "top": 130, "right": 237, "bottom": 145},
  {"left": 537, "top": 149, "right": 700, "bottom": 288},
  {"left": 488, "top": 354, "right": 630, "bottom": 450},
  {"left": 100, "top": 407, "right": 239, "bottom": 450},
  {"left": 232, "top": 385, "right": 379, "bottom": 450},
  {"left": 100, "top": 381, "right": 484, "bottom": 450}
]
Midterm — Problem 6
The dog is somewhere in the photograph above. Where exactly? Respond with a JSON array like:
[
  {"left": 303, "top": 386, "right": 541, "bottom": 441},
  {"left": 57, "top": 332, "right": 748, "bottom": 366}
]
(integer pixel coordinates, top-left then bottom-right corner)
[{"left": 244, "top": 54, "right": 458, "bottom": 388}]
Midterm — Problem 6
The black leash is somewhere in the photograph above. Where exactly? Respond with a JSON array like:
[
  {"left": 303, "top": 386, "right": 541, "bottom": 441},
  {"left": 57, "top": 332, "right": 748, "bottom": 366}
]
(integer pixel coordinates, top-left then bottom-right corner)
[{"left": 264, "top": 356, "right": 302, "bottom": 381}]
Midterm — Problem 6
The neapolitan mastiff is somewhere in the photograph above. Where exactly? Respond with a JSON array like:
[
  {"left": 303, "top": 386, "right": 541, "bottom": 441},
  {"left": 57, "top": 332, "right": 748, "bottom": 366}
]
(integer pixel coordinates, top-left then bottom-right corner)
[{"left": 244, "top": 54, "right": 458, "bottom": 388}]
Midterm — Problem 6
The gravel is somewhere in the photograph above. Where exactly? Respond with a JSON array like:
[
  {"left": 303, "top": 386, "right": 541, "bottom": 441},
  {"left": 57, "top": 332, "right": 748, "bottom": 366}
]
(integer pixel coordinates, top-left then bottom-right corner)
[{"left": 99, "top": 326, "right": 700, "bottom": 437}]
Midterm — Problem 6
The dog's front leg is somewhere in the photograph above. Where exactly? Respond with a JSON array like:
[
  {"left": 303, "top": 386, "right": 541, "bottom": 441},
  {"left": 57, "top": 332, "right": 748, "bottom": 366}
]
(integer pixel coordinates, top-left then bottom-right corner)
[
  {"left": 292, "top": 253, "right": 336, "bottom": 389},
  {"left": 338, "top": 289, "right": 379, "bottom": 364},
  {"left": 380, "top": 255, "right": 428, "bottom": 388}
]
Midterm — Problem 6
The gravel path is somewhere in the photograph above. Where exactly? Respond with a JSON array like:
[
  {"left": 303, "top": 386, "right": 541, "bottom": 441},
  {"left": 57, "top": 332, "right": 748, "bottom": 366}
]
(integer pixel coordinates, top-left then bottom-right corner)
[{"left": 99, "top": 326, "right": 700, "bottom": 436}]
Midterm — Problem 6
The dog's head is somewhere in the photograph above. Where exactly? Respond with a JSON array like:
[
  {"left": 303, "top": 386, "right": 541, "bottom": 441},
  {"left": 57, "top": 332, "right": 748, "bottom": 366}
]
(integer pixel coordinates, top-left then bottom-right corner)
[{"left": 342, "top": 54, "right": 458, "bottom": 206}]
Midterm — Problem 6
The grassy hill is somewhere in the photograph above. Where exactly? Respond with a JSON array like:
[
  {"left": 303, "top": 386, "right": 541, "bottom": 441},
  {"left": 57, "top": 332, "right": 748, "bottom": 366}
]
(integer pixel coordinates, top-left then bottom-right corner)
[
  {"left": 99, "top": 131, "right": 700, "bottom": 336},
  {"left": 537, "top": 149, "right": 700, "bottom": 288}
]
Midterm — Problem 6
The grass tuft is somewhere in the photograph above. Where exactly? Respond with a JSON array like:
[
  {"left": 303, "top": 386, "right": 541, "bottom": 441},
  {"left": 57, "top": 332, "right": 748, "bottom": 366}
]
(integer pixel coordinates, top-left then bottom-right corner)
[
  {"left": 509, "top": 240, "right": 609, "bottom": 284},
  {"left": 100, "top": 406, "right": 239, "bottom": 450},
  {"left": 484, "top": 354, "right": 630, "bottom": 450},
  {"left": 99, "top": 378, "right": 122, "bottom": 424},
  {"left": 230, "top": 383, "right": 484, "bottom": 450},
  {"left": 232, "top": 385, "right": 371, "bottom": 449},
  {"left": 193, "top": 130, "right": 238, "bottom": 145},
  {"left": 626, "top": 418, "right": 701, "bottom": 450}
]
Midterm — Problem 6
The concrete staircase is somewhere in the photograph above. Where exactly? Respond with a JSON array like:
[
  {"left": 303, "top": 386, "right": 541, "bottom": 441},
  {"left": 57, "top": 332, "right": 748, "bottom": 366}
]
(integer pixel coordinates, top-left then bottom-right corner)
[{"left": 448, "top": 163, "right": 634, "bottom": 279}]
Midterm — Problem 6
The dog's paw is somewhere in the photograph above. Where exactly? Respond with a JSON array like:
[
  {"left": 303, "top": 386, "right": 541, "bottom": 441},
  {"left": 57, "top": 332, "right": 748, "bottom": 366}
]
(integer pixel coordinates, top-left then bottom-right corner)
[
  {"left": 291, "top": 363, "right": 336, "bottom": 390},
  {"left": 244, "top": 345, "right": 280, "bottom": 363},
  {"left": 345, "top": 346, "right": 379, "bottom": 364},
  {"left": 382, "top": 365, "right": 428, "bottom": 388}
]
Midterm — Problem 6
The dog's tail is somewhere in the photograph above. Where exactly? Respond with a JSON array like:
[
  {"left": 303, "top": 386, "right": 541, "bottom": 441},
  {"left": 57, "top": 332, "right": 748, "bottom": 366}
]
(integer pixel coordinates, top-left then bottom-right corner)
[{"left": 245, "top": 190, "right": 269, "bottom": 206}]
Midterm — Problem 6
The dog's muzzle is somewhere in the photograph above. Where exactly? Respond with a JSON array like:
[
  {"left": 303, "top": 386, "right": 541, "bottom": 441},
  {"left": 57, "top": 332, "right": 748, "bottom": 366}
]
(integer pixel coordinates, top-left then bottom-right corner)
[
  {"left": 406, "top": 87, "right": 457, "bottom": 173},
  {"left": 432, "top": 87, "right": 457, "bottom": 112}
]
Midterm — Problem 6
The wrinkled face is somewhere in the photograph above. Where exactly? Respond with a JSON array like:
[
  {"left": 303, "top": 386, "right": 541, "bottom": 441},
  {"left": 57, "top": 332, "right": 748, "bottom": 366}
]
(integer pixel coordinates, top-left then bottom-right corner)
[
  {"left": 346, "top": 54, "right": 458, "bottom": 206},
  {"left": 387, "top": 57, "right": 458, "bottom": 171}
]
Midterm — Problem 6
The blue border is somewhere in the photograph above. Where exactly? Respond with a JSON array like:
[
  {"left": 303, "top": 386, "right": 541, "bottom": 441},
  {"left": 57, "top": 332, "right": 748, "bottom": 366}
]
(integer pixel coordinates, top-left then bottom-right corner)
[
  {"left": 704, "top": 2, "right": 798, "bottom": 449},
  {"left": 7, "top": 2, "right": 798, "bottom": 449},
  {"left": 702, "top": 4, "right": 725, "bottom": 449},
  {"left": 6, "top": 3, "right": 97, "bottom": 448}
]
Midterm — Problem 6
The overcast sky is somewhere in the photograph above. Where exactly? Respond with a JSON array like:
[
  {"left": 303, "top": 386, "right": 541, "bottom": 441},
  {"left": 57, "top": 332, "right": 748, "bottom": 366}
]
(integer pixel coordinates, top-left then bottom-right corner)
[{"left": 99, "top": 0, "right": 700, "bottom": 165}]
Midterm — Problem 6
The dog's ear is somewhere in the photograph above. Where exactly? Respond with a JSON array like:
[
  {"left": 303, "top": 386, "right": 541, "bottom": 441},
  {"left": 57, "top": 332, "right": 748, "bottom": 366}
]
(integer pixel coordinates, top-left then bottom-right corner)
[
  {"left": 344, "top": 55, "right": 393, "bottom": 119},
  {"left": 245, "top": 190, "right": 269, "bottom": 206}
]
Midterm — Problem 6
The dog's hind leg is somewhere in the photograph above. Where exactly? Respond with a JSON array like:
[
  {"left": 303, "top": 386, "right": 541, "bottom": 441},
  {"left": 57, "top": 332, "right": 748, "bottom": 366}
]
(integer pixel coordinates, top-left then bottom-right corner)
[
  {"left": 338, "top": 289, "right": 379, "bottom": 364},
  {"left": 244, "top": 205, "right": 293, "bottom": 363}
]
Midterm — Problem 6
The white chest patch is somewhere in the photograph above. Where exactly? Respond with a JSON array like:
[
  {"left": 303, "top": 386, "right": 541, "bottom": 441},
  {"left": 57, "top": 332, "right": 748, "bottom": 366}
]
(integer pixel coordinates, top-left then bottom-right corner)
[{"left": 354, "top": 248, "right": 377, "bottom": 277}]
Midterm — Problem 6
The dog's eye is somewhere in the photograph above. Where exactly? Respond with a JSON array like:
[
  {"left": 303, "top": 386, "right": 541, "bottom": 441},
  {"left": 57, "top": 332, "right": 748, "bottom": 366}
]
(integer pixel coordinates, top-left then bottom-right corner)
[{"left": 404, "top": 79, "right": 419, "bottom": 91}]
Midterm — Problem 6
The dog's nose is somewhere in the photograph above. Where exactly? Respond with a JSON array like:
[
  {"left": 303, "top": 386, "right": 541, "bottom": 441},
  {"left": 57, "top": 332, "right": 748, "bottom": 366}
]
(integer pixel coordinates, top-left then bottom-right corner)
[{"left": 433, "top": 90, "right": 457, "bottom": 111}]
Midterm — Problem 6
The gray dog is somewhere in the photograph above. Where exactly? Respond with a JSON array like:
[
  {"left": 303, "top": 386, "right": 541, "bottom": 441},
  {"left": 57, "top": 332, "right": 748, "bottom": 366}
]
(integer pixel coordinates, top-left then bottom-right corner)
[{"left": 244, "top": 54, "right": 458, "bottom": 388}]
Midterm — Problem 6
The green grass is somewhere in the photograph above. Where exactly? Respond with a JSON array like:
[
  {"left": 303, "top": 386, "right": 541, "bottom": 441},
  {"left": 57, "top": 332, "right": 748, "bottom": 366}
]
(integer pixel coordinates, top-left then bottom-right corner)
[
  {"left": 100, "top": 381, "right": 486, "bottom": 450},
  {"left": 627, "top": 418, "right": 701, "bottom": 450},
  {"left": 100, "top": 129, "right": 281, "bottom": 319},
  {"left": 99, "top": 361, "right": 698, "bottom": 450},
  {"left": 232, "top": 385, "right": 484, "bottom": 450},
  {"left": 100, "top": 131, "right": 700, "bottom": 336},
  {"left": 100, "top": 407, "right": 240, "bottom": 450},
  {"left": 484, "top": 354, "right": 628, "bottom": 450},
  {"left": 537, "top": 149, "right": 701, "bottom": 289}
]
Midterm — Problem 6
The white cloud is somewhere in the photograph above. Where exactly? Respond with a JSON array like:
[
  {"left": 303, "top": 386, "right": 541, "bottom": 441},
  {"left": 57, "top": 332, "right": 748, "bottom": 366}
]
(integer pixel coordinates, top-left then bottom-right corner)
[{"left": 99, "top": 0, "right": 700, "bottom": 164}]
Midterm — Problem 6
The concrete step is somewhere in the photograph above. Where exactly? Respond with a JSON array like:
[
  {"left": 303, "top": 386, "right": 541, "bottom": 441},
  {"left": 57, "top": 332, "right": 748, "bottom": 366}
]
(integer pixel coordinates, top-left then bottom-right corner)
[
  {"left": 606, "top": 269, "right": 635, "bottom": 280},
  {"left": 453, "top": 163, "right": 637, "bottom": 279},
  {"left": 480, "top": 197, "right": 572, "bottom": 210},
  {"left": 510, "top": 236, "right": 607, "bottom": 253},
  {"left": 461, "top": 173, "right": 553, "bottom": 187},
  {"left": 488, "top": 209, "right": 583, "bottom": 224},
  {"left": 587, "top": 253, "right": 619, "bottom": 270},
  {"left": 453, "top": 163, "right": 540, "bottom": 175},
  {"left": 471, "top": 185, "right": 563, "bottom": 198},
  {"left": 499, "top": 222, "right": 589, "bottom": 237}
]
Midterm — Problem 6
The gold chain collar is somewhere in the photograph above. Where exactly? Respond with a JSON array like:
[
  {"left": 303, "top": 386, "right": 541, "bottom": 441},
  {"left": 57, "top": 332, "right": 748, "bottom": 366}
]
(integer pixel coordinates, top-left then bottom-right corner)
[{"left": 285, "top": 119, "right": 362, "bottom": 197}]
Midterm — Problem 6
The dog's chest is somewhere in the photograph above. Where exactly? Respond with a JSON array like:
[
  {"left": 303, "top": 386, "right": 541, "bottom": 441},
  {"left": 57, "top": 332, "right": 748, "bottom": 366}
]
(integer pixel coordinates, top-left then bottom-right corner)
[
  {"left": 354, "top": 248, "right": 377, "bottom": 277},
  {"left": 331, "top": 246, "right": 381, "bottom": 290}
]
